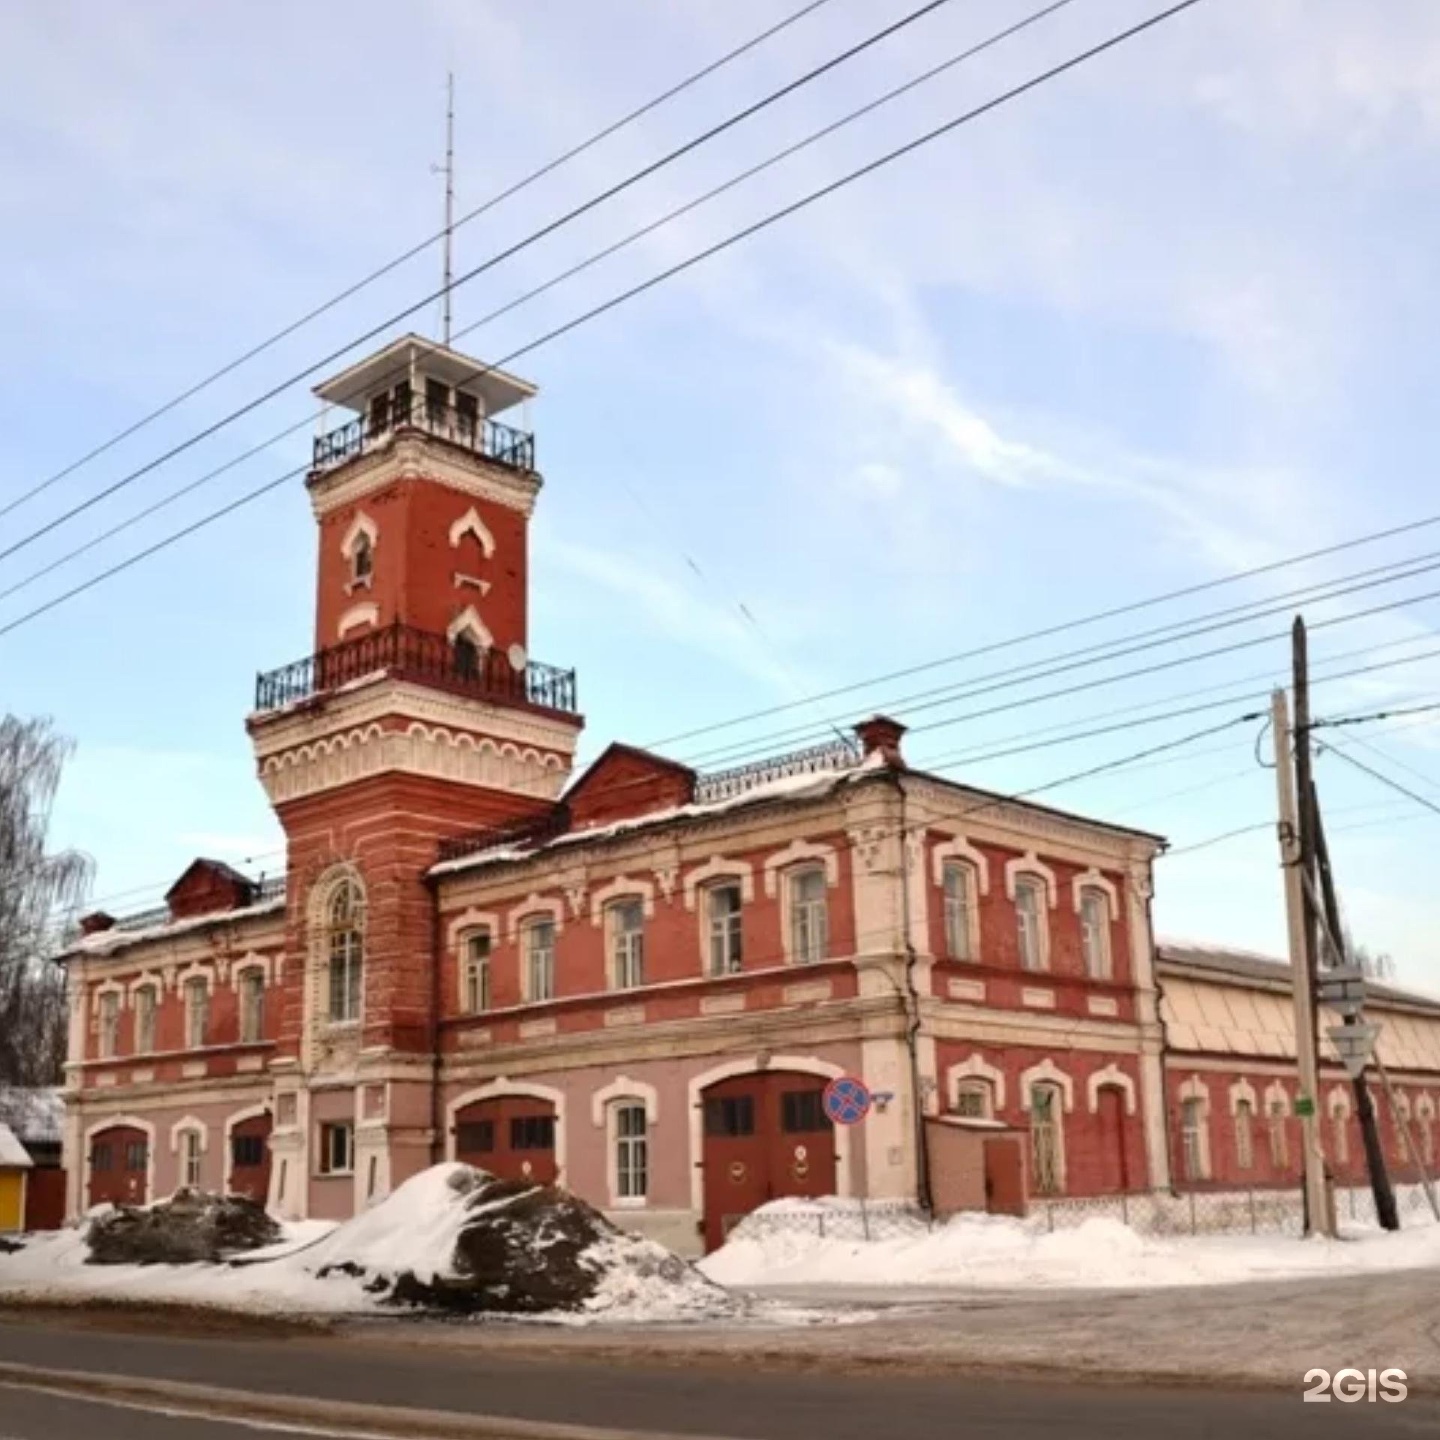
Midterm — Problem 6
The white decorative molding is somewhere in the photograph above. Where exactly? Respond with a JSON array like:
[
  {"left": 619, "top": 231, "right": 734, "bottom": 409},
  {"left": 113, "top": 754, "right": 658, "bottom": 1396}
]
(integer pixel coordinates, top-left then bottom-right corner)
[
  {"left": 1417, "top": 1093, "right": 1436, "bottom": 1121},
  {"left": 783, "top": 979, "right": 833, "bottom": 1005},
  {"left": 338, "top": 601, "right": 379, "bottom": 636},
  {"left": 700, "top": 994, "right": 745, "bottom": 1016},
  {"left": 931, "top": 835, "right": 991, "bottom": 894},
  {"left": 1004, "top": 853, "right": 1058, "bottom": 908},
  {"left": 681, "top": 857, "right": 756, "bottom": 911},
  {"left": 1326, "top": 1083, "right": 1352, "bottom": 1118},
  {"left": 947, "top": 977, "right": 987, "bottom": 1003},
  {"left": 445, "top": 908, "right": 500, "bottom": 949},
  {"left": 1086, "top": 1063, "right": 1137, "bottom": 1115},
  {"left": 590, "top": 1076, "right": 659, "bottom": 1128},
  {"left": 1086, "top": 995, "right": 1119, "bottom": 1018},
  {"left": 603, "top": 1007, "right": 645, "bottom": 1028},
  {"left": 175, "top": 962, "right": 215, "bottom": 995},
  {"left": 762, "top": 840, "right": 840, "bottom": 898},
  {"left": 125, "top": 972, "right": 163, "bottom": 1000},
  {"left": 169, "top": 1116, "right": 209, "bottom": 1154},
  {"left": 232, "top": 952, "right": 273, "bottom": 986},
  {"left": 448, "top": 506, "right": 497, "bottom": 558},
  {"left": 446, "top": 605, "right": 494, "bottom": 650},
  {"left": 1021, "top": 987, "right": 1056, "bottom": 1010},
  {"left": 506, "top": 895, "right": 566, "bottom": 942},
  {"left": 653, "top": 864, "right": 678, "bottom": 902},
  {"left": 445, "top": 1078, "right": 566, "bottom": 1180},
  {"left": 519, "top": 1018, "right": 557, "bottom": 1039},
  {"left": 1019, "top": 1058, "right": 1074, "bottom": 1112},
  {"left": 946, "top": 1054, "right": 1006, "bottom": 1112},
  {"left": 1229, "top": 1078, "right": 1258, "bottom": 1114},
  {"left": 1179, "top": 1074, "right": 1210, "bottom": 1105},
  {"left": 1072, "top": 868, "right": 1120, "bottom": 919},
  {"left": 589, "top": 875, "right": 657, "bottom": 926},
  {"left": 1263, "top": 1079, "right": 1291, "bottom": 1114},
  {"left": 341, "top": 511, "right": 378, "bottom": 562}
]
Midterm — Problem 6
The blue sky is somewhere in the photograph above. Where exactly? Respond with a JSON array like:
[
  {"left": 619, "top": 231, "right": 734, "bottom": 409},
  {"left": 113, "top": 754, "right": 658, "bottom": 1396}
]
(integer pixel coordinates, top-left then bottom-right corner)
[{"left": 4, "top": 0, "right": 1440, "bottom": 988}]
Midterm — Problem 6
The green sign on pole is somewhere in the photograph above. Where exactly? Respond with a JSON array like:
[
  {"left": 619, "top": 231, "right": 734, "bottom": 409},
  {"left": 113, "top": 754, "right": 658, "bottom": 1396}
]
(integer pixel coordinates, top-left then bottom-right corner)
[{"left": 1294, "top": 1095, "right": 1316, "bottom": 1118}]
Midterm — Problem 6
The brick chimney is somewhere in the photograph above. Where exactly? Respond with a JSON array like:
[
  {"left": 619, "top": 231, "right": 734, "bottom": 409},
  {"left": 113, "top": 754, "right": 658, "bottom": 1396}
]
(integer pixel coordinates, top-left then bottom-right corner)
[
  {"left": 78, "top": 912, "right": 116, "bottom": 936},
  {"left": 854, "top": 714, "right": 908, "bottom": 767}
]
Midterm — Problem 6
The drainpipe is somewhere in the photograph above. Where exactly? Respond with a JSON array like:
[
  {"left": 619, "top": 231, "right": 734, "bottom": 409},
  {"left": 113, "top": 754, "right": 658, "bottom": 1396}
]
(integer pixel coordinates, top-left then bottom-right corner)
[
  {"left": 1147, "top": 883, "right": 1180, "bottom": 1195},
  {"left": 897, "top": 779, "right": 934, "bottom": 1214},
  {"left": 427, "top": 873, "right": 444, "bottom": 1167}
]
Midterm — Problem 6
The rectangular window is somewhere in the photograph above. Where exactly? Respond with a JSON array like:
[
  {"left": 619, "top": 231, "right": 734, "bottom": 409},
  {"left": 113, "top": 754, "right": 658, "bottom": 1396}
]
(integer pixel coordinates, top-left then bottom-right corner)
[
  {"left": 1079, "top": 888, "right": 1111, "bottom": 980},
  {"left": 134, "top": 986, "right": 156, "bottom": 1055},
  {"left": 184, "top": 978, "right": 209, "bottom": 1050},
  {"left": 781, "top": 1090, "right": 829, "bottom": 1133},
  {"left": 367, "top": 391, "right": 391, "bottom": 438},
  {"left": 329, "top": 939, "right": 362, "bottom": 1023},
  {"left": 124, "top": 1140, "right": 147, "bottom": 1172},
  {"left": 1016, "top": 879, "right": 1047, "bottom": 971},
  {"left": 239, "top": 972, "right": 265, "bottom": 1044},
  {"left": 789, "top": 867, "right": 828, "bottom": 965},
  {"left": 464, "top": 931, "right": 492, "bottom": 1013},
  {"left": 706, "top": 882, "right": 744, "bottom": 976},
  {"left": 609, "top": 899, "right": 645, "bottom": 990},
  {"left": 510, "top": 1115, "right": 555, "bottom": 1151},
  {"left": 319, "top": 1122, "right": 354, "bottom": 1176},
  {"left": 182, "top": 1130, "right": 202, "bottom": 1189},
  {"left": 231, "top": 1134, "right": 265, "bottom": 1168},
  {"left": 524, "top": 918, "right": 555, "bottom": 1002},
  {"left": 953, "top": 1083, "right": 992, "bottom": 1120},
  {"left": 1030, "top": 1085, "right": 1063, "bottom": 1195},
  {"left": 455, "top": 389, "right": 479, "bottom": 440},
  {"left": 614, "top": 1103, "right": 648, "bottom": 1200},
  {"left": 943, "top": 862, "right": 974, "bottom": 961},
  {"left": 91, "top": 1143, "right": 113, "bottom": 1173},
  {"left": 1234, "top": 1099, "right": 1254, "bottom": 1170},
  {"left": 455, "top": 1120, "right": 494, "bottom": 1154},
  {"left": 703, "top": 1095, "right": 755, "bottom": 1137},
  {"left": 1181, "top": 1098, "right": 1207, "bottom": 1180},
  {"left": 98, "top": 992, "right": 120, "bottom": 1059},
  {"left": 425, "top": 377, "right": 449, "bottom": 428},
  {"left": 392, "top": 379, "right": 413, "bottom": 426}
]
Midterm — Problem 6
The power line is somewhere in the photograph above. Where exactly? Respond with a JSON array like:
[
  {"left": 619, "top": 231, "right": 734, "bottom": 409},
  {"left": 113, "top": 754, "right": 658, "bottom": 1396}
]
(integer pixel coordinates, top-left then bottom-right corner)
[
  {"left": 0, "top": 0, "right": 842, "bottom": 524},
  {"left": 0, "top": 0, "right": 1081, "bottom": 612},
  {"left": 1317, "top": 741, "right": 1440, "bottom": 822},
  {"left": 1310, "top": 698, "right": 1440, "bottom": 731},
  {"left": 0, "top": 0, "right": 963, "bottom": 567},
  {"left": 0, "top": 0, "right": 1209, "bottom": 641}
]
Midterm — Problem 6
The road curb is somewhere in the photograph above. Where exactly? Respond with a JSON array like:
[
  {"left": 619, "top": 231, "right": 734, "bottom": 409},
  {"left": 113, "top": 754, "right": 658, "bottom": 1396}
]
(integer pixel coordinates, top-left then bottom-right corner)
[{"left": 0, "top": 1361, "right": 738, "bottom": 1440}]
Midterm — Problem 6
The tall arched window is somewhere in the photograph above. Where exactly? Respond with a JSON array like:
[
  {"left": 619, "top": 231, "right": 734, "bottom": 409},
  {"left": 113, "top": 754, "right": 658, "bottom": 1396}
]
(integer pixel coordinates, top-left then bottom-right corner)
[
  {"left": 327, "top": 879, "right": 365, "bottom": 1022},
  {"left": 1030, "top": 1082, "right": 1064, "bottom": 1194}
]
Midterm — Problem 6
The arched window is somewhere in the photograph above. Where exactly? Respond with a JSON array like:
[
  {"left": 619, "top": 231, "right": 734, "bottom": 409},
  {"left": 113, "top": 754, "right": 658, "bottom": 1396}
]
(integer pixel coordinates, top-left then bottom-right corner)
[
  {"left": 1234, "top": 1097, "right": 1255, "bottom": 1170},
  {"left": 1015, "top": 876, "right": 1048, "bottom": 971},
  {"left": 1078, "top": 885, "right": 1111, "bottom": 980},
  {"left": 453, "top": 631, "right": 481, "bottom": 681},
  {"left": 786, "top": 864, "right": 829, "bottom": 965},
  {"left": 327, "top": 880, "right": 365, "bottom": 1023},
  {"left": 1180, "top": 1096, "right": 1209, "bottom": 1181},
  {"left": 1030, "top": 1082, "right": 1064, "bottom": 1194},
  {"left": 612, "top": 1101, "right": 648, "bottom": 1203},
  {"left": 952, "top": 1079, "right": 993, "bottom": 1120},
  {"left": 607, "top": 899, "right": 645, "bottom": 991},
  {"left": 351, "top": 531, "right": 373, "bottom": 586},
  {"left": 942, "top": 861, "right": 977, "bottom": 961},
  {"left": 134, "top": 984, "right": 157, "bottom": 1055}
]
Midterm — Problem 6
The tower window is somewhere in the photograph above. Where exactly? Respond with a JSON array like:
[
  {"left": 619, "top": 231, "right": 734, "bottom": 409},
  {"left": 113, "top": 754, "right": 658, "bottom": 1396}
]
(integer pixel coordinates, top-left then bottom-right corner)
[
  {"left": 351, "top": 531, "right": 373, "bottom": 585},
  {"left": 453, "top": 632, "right": 481, "bottom": 681},
  {"left": 327, "top": 879, "right": 365, "bottom": 1023},
  {"left": 425, "top": 377, "right": 450, "bottom": 428},
  {"left": 367, "top": 392, "right": 390, "bottom": 438},
  {"left": 455, "top": 389, "right": 479, "bottom": 441}
]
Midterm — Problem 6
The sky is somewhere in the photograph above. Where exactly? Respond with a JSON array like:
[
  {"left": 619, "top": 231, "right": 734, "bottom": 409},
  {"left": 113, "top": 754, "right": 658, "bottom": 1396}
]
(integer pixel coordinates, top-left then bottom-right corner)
[{"left": 4, "top": 0, "right": 1440, "bottom": 989}]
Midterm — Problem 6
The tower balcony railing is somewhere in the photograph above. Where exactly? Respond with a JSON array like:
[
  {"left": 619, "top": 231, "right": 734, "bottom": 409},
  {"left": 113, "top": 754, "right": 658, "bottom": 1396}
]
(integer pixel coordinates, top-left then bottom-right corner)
[
  {"left": 253, "top": 621, "right": 577, "bottom": 716},
  {"left": 311, "top": 392, "right": 535, "bottom": 476}
]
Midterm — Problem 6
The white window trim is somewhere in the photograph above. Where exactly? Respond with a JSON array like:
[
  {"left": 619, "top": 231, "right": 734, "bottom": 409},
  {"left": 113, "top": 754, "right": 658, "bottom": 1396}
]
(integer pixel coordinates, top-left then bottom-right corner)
[
  {"left": 1086, "top": 1063, "right": 1137, "bottom": 1115},
  {"left": 1263, "top": 1080, "right": 1291, "bottom": 1115},
  {"left": 591, "top": 1079, "right": 658, "bottom": 1210},
  {"left": 317, "top": 1120, "right": 356, "bottom": 1178},
  {"left": 456, "top": 922, "right": 496, "bottom": 1012},
  {"left": 1076, "top": 882, "right": 1115, "bottom": 980},
  {"left": 601, "top": 894, "right": 647, "bottom": 992},
  {"left": 1177, "top": 1077, "right": 1212, "bottom": 1181},
  {"left": 1417, "top": 1094, "right": 1437, "bottom": 1122},
  {"left": 939, "top": 857, "right": 981, "bottom": 961},
  {"left": 169, "top": 1116, "right": 209, "bottom": 1155},
  {"left": 762, "top": 839, "right": 839, "bottom": 898},
  {"left": 1012, "top": 873, "right": 1051, "bottom": 973},
  {"left": 94, "top": 983, "right": 124, "bottom": 1057},
  {"left": 448, "top": 506, "right": 497, "bottom": 557},
  {"left": 1028, "top": 1079, "right": 1068, "bottom": 1195},
  {"left": 1228, "top": 1078, "right": 1258, "bottom": 1115},
  {"left": 1019, "top": 1058, "right": 1074, "bottom": 1113},
  {"left": 234, "top": 961, "right": 267, "bottom": 1043},
  {"left": 1326, "top": 1084, "right": 1352, "bottom": 1120},
  {"left": 125, "top": 971, "right": 163, "bottom": 1000},
  {"left": 338, "top": 601, "right": 379, "bottom": 637},
  {"left": 781, "top": 862, "right": 831, "bottom": 966},
  {"left": 446, "top": 605, "right": 494, "bottom": 650},
  {"left": 589, "top": 875, "right": 656, "bottom": 927},
  {"left": 682, "top": 856, "right": 755, "bottom": 910},
  {"left": 176, "top": 963, "right": 215, "bottom": 995},
  {"left": 341, "top": 511, "right": 378, "bottom": 565},
  {"left": 445, "top": 1078, "right": 567, "bottom": 1182},
  {"left": 946, "top": 1054, "right": 1006, "bottom": 1113},
  {"left": 696, "top": 874, "right": 746, "bottom": 977},
  {"left": 1070, "top": 868, "right": 1119, "bottom": 918},
  {"left": 506, "top": 895, "right": 566, "bottom": 942},
  {"left": 931, "top": 835, "right": 991, "bottom": 894},
  {"left": 1003, "top": 853, "right": 1058, "bottom": 908},
  {"left": 446, "top": 908, "right": 501, "bottom": 949}
]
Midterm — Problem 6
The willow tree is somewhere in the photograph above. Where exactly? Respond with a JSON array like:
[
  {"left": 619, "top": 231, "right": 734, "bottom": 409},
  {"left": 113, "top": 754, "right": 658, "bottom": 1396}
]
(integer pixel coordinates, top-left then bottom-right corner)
[{"left": 0, "top": 716, "right": 92, "bottom": 1085}]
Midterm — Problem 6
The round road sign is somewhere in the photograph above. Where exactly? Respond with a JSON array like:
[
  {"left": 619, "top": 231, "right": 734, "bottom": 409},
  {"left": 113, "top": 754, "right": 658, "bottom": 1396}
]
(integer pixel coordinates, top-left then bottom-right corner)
[{"left": 823, "top": 1075, "right": 872, "bottom": 1126}]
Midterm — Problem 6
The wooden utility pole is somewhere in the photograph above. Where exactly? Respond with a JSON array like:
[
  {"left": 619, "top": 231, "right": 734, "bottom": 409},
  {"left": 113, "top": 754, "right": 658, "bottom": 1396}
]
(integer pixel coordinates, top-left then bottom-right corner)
[
  {"left": 1310, "top": 795, "right": 1400, "bottom": 1230},
  {"left": 1292, "top": 620, "right": 1322, "bottom": 1063},
  {"left": 1272, "top": 687, "right": 1333, "bottom": 1235}
]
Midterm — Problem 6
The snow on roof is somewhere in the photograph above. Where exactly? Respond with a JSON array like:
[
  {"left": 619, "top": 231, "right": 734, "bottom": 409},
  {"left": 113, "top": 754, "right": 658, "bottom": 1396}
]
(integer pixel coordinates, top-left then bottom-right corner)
[
  {"left": 0, "top": 1088, "right": 63, "bottom": 1146},
  {"left": 1157, "top": 937, "right": 1440, "bottom": 1014},
  {"left": 67, "top": 892, "right": 286, "bottom": 959},
  {"left": 0, "top": 1123, "right": 33, "bottom": 1170}
]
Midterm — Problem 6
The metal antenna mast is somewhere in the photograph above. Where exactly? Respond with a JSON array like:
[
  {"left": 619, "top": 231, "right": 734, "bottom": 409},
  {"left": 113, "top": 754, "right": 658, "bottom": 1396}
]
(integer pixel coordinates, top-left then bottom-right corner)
[{"left": 438, "top": 72, "right": 456, "bottom": 345}]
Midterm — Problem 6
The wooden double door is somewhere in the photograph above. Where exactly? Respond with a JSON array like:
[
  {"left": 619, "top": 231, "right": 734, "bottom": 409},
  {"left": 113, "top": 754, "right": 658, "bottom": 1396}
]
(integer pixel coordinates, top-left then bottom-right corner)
[
  {"left": 229, "top": 1114, "right": 273, "bottom": 1203},
  {"left": 88, "top": 1125, "right": 149, "bottom": 1208},
  {"left": 453, "top": 1095, "right": 558, "bottom": 1184},
  {"left": 700, "top": 1071, "right": 837, "bottom": 1252}
]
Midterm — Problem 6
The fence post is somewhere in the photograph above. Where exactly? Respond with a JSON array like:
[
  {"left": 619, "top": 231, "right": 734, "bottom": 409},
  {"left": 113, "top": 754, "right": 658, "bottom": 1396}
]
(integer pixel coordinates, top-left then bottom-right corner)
[
  {"left": 1188, "top": 1190, "right": 1197, "bottom": 1235},
  {"left": 860, "top": 1196, "right": 871, "bottom": 1242},
  {"left": 1121, "top": 1190, "right": 1129, "bottom": 1227},
  {"left": 1248, "top": 1185, "right": 1257, "bottom": 1234},
  {"left": 818, "top": 1210, "right": 825, "bottom": 1240},
  {"left": 1046, "top": 1202, "right": 1054, "bottom": 1233}
]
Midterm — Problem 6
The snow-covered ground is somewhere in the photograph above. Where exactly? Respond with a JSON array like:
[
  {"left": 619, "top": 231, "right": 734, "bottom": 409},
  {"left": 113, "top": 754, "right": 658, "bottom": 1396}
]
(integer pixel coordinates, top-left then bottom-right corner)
[{"left": 700, "top": 1199, "right": 1440, "bottom": 1291}]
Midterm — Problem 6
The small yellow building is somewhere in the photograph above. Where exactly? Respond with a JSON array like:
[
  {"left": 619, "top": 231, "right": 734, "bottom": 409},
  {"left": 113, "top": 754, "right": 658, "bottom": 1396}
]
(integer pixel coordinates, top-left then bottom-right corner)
[{"left": 0, "top": 1122, "right": 32, "bottom": 1234}]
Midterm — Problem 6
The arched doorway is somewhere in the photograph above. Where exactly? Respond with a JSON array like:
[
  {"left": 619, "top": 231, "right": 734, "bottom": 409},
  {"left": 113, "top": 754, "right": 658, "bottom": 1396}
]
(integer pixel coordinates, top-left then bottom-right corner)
[
  {"left": 88, "top": 1124, "right": 149, "bottom": 1208},
  {"left": 228, "top": 1112, "right": 273, "bottom": 1203},
  {"left": 453, "top": 1095, "right": 558, "bottom": 1184},
  {"left": 700, "top": 1070, "right": 837, "bottom": 1252}
]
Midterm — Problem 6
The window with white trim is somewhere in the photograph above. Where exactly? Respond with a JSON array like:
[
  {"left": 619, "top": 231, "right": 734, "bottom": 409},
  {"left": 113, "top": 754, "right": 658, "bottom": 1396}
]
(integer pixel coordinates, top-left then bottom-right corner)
[
  {"left": 1079, "top": 886, "right": 1111, "bottom": 980},
  {"left": 181, "top": 1129, "right": 203, "bottom": 1189},
  {"left": 239, "top": 970, "right": 265, "bottom": 1044},
  {"left": 523, "top": 917, "right": 556, "bottom": 1002},
  {"left": 97, "top": 991, "right": 120, "bottom": 1059},
  {"left": 787, "top": 865, "right": 828, "bottom": 965},
  {"left": 952, "top": 1079, "right": 993, "bottom": 1120},
  {"left": 134, "top": 984, "right": 157, "bottom": 1055},
  {"left": 1015, "top": 876, "right": 1047, "bottom": 971},
  {"left": 1422, "top": 1110, "right": 1436, "bottom": 1169},
  {"left": 613, "top": 1102, "right": 648, "bottom": 1202},
  {"left": 1330, "top": 1101, "right": 1350, "bottom": 1166},
  {"left": 351, "top": 531, "right": 373, "bottom": 586},
  {"left": 327, "top": 879, "right": 365, "bottom": 1023},
  {"left": 608, "top": 899, "right": 645, "bottom": 991},
  {"left": 942, "top": 861, "right": 976, "bottom": 961},
  {"left": 1268, "top": 1099, "right": 1289, "bottom": 1169},
  {"left": 319, "top": 1122, "right": 354, "bottom": 1176},
  {"left": 1234, "top": 1098, "right": 1255, "bottom": 1171},
  {"left": 705, "top": 881, "right": 744, "bottom": 976},
  {"left": 463, "top": 930, "right": 492, "bottom": 1013},
  {"left": 1030, "top": 1082, "right": 1064, "bottom": 1195},
  {"left": 184, "top": 977, "right": 209, "bottom": 1050},
  {"left": 1181, "top": 1097, "right": 1208, "bottom": 1181}
]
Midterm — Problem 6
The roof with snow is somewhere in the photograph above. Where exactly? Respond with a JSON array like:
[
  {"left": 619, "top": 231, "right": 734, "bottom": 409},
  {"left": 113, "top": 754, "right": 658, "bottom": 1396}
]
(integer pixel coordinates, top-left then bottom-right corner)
[
  {"left": 0, "top": 1088, "right": 63, "bottom": 1146},
  {"left": 0, "top": 1123, "right": 33, "bottom": 1170}
]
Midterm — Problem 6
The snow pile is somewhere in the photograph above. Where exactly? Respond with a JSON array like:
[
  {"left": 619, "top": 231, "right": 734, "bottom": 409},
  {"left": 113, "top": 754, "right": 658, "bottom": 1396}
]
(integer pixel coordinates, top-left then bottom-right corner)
[
  {"left": 88, "top": 1190, "right": 281, "bottom": 1265},
  {"left": 701, "top": 1201, "right": 1440, "bottom": 1291}
]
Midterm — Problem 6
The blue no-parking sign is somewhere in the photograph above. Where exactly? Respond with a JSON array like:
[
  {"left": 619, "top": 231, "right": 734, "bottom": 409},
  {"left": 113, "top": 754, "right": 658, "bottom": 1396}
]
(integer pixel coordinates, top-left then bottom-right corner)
[{"left": 822, "top": 1074, "right": 872, "bottom": 1126}]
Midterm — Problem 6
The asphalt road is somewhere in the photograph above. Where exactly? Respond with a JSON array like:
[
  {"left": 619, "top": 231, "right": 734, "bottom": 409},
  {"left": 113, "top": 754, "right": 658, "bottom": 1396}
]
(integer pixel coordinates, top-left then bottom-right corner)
[{"left": 3, "top": 1314, "right": 1439, "bottom": 1440}]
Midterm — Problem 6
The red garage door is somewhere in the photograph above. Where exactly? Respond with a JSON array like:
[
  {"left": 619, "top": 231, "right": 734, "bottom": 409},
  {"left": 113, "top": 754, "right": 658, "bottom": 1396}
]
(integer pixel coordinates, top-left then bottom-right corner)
[
  {"left": 701, "top": 1071, "right": 837, "bottom": 1252},
  {"left": 88, "top": 1125, "right": 149, "bottom": 1208},
  {"left": 229, "top": 1113, "right": 273, "bottom": 1203},
  {"left": 453, "top": 1096, "right": 558, "bottom": 1184}
]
